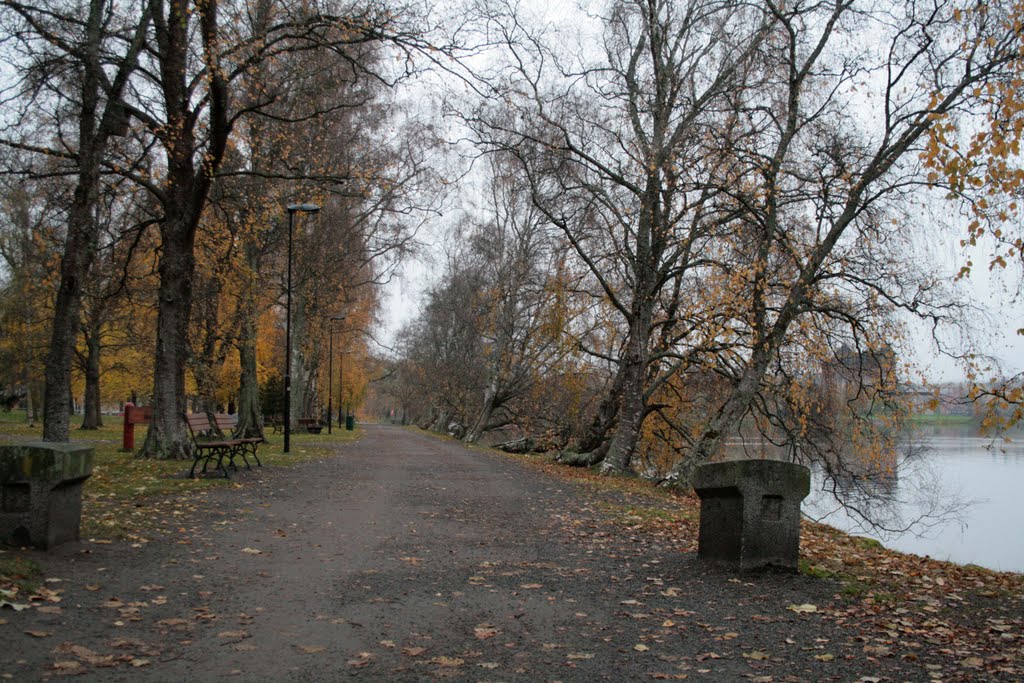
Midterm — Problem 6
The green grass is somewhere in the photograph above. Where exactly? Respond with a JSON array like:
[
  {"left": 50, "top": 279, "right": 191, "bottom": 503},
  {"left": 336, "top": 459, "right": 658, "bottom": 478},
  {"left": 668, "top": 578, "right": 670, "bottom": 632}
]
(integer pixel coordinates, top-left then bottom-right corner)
[
  {"left": 907, "top": 413, "right": 977, "bottom": 425},
  {"left": 0, "top": 554, "right": 43, "bottom": 596},
  {"left": 0, "top": 415, "right": 360, "bottom": 542},
  {"left": 799, "top": 559, "right": 840, "bottom": 580},
  {"left": 852, "top": 536, "right": 884, "bottom": 550}
]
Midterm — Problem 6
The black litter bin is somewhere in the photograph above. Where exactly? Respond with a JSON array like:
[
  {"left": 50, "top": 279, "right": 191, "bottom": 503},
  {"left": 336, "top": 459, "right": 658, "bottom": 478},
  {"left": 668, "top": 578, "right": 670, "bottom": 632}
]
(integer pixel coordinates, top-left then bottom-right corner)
[{"left": 345, "top": 414, "right": 355, "bottom": 431}]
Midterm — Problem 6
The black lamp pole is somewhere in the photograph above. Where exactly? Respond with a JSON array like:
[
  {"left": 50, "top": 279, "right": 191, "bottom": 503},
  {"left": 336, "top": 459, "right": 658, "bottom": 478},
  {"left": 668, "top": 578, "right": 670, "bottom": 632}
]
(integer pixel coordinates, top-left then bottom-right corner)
[
  {"left": 284, "top": 202, "right": 319, "bottom": 454},
  {"left": 327, "top": 315, "right": 345, "bottom": 434}
]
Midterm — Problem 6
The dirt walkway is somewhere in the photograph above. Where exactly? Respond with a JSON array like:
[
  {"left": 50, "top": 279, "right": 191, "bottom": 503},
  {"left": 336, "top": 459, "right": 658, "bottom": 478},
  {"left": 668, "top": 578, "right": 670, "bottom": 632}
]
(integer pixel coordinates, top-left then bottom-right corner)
[{"left": 0, "top": 425, "right": 1009, "bottom": 681}]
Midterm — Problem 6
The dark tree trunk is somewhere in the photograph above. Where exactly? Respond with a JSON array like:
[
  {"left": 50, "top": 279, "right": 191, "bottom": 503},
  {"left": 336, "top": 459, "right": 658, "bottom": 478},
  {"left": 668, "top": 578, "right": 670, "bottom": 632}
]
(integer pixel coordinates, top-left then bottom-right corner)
[
  {"left": 41, "top": 0, "right": 150, "bottom": 441},
  {"left": 41, "top": 0, "right": 105, "bottom": 442},
  {"left": 598, "top": 299, "right": 654, "bottom": 474},
  {"left": 138, "top": 0, "right": 229, "bottom": 458},
  {"left": 235, "top": 308, "right": 263, "bottom": 439},
  {"left": 80, "top": 327, "right": 103, "bottom": 429},
  {"left": 141, "top": 219, "right": 196, "bottom": 459},
  {"left": 574, "top": 363, "right": 625, "bottom": 454},
  {"left": 24, "top": 366, "right": 36, "bottom": 427},
  {"left": 464, "top": 375, "right": 500, "bottom": 444}
]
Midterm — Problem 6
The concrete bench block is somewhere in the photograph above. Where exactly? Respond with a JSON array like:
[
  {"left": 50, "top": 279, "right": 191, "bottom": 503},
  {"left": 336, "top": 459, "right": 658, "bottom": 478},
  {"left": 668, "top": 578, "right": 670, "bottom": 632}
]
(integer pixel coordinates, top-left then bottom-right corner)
[
  {"left": 0, "top": 442, "right": 94, "bottom": 549},
  {"left": 692, "top": 459, "right": 810, "bottom": 571}
]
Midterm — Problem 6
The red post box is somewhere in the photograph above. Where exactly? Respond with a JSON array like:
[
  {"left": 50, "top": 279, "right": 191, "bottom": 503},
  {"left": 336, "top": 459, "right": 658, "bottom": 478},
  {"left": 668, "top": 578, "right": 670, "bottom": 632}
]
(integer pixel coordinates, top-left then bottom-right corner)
[{"left": 122, "top": 403, "right": 152, "bottom": 451}]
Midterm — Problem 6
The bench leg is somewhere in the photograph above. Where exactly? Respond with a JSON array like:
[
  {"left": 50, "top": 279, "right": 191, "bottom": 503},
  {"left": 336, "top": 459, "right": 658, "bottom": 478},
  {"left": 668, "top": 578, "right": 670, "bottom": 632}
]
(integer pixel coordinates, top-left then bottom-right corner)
[
  {"left": 249, "top": 445, "right": 261, "bottom": 468},
  {"left": 216, "top": 448, "right": 232, "bottom": 477},
  {"left": 236, "top": 448, "right": 253, "bottom": 470},
  {"left": 190, "top": 448, "right": 230, "bottom": 479}
]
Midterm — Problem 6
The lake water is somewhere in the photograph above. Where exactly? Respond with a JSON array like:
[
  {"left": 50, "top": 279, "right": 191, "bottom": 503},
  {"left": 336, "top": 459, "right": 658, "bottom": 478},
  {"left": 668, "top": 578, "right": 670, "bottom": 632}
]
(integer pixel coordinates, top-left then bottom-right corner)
[{"left": 801, "top": 426, "right": 1024, "bottom": 573}]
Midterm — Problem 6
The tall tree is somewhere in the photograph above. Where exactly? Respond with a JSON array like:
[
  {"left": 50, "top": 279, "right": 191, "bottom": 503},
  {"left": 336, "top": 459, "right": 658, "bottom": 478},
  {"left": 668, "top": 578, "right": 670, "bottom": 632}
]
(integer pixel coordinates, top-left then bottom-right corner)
[
  {"left": 129, "top": 0, "right": 448, "bottom": 457},
  {"left": 463, "top": 0, "right": 775, "bottom": 471},
  {"left": 663, "top": 0, "right": 1022, "bottom": 484},
  {"left": 0, "top": 0, "right": 152, "bottom": 441},
  {"left": 923, "top": 0, "right": 1024, "bottom": 429}
]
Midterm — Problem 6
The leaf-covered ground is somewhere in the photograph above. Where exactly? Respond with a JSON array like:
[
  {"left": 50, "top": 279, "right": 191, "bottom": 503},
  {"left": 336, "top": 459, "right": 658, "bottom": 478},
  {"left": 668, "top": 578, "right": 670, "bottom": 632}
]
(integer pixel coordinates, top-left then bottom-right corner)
[{"left": 0, "top": 424, "right": 1020, "bottom": 681}]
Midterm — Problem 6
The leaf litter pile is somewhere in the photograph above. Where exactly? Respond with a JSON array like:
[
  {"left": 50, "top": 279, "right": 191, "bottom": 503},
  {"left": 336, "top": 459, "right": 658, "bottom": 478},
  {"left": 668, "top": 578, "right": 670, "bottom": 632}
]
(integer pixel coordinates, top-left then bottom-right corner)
[{"left": 499, "top": 451, "right": 1024, "bottom": 681}]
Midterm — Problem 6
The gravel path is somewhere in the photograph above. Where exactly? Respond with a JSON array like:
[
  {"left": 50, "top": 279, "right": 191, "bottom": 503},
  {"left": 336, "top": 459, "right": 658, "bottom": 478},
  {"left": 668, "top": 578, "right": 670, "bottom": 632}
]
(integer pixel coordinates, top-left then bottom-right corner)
[{"left": 2, "top": 425, "right": 948, "bottom": 681}]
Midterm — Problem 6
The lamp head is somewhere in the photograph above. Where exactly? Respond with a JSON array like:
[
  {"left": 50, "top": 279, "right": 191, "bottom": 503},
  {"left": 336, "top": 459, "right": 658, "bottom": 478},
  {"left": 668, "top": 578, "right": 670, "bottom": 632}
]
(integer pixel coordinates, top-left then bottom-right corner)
[{"left": 287, "top": 203, "right": 320, "bottom": 213}]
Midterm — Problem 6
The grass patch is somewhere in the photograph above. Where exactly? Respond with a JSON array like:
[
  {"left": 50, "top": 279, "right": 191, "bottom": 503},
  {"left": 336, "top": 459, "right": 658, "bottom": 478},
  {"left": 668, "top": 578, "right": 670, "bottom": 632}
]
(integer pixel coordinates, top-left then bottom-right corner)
[
  {"left": 840, "top": 580, "right": 872, "bottom": 600},
  {"left": 852, "top": 536, "right": 884, "bottom": 550},
  {"left": 0, "top": 554, "right": 43, "bottom": 596},
  {"left": 799, "top": 559, "right": 840, "bottom": 580},
  {"left": 906, "top": 413, "right": 976, "bottom": 426},
  {"left": 0, "top": 418, "right": 360, "bottom": 543}
]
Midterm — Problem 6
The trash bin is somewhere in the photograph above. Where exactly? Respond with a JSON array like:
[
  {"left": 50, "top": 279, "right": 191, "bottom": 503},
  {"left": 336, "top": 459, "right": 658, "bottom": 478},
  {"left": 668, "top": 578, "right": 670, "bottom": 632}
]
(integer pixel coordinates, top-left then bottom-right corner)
[{"left": 345, "top": 414, "right": 355, "bottom": 431}]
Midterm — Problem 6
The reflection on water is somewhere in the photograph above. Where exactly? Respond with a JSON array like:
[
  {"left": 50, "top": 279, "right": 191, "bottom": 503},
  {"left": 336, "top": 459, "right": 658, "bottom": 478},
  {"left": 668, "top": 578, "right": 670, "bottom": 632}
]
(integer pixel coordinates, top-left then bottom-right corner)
[{"left": 728, "top": 425, "right": 1024, "bottom": 573}]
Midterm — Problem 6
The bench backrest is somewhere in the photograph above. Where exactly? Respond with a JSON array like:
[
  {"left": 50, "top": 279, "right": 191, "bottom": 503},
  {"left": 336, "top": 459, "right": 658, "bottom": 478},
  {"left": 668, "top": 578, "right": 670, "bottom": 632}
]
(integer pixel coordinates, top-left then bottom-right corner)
[
  {"left": 184, "top": 412, "right": 218, "bottom": 442},
  {"left": 213, "top": 413, "right": 236, "bottom": 436}
]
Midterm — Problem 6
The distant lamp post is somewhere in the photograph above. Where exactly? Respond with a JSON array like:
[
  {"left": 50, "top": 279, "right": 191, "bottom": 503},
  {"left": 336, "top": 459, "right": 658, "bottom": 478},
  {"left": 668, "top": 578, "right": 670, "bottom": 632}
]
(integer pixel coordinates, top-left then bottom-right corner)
[
  {"left": 284, "top": 202, "right": 320, "bottom": 454},
  {"left": 327, "top": 315, "right": 346, "bottom": 434}
]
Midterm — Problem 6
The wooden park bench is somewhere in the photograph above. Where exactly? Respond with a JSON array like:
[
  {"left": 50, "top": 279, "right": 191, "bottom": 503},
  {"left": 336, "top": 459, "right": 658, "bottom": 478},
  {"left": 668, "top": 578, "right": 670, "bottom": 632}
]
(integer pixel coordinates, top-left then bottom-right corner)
[
  {"left": 214, "top": 413, "right": 262, "bottom": 469},
  {"left": 264, "top": 415, "right": 283, "bottom": 434},
  {"left": 297, "top": 417, "right": 322, "bottom": 434},
  {"left": 184, "top": 413, "right": 245, "bottom": 478}
]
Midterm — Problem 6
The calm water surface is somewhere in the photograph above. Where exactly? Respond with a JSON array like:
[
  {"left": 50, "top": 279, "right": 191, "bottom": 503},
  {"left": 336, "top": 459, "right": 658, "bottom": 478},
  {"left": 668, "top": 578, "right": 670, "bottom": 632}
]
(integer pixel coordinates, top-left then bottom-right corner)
[{"left": 802, "top": 426, "right": 1024, "bottom": 573}]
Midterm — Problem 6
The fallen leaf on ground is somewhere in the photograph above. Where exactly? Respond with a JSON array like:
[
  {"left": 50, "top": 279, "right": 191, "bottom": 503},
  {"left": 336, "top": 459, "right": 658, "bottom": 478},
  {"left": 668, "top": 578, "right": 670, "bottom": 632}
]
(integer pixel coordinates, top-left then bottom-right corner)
[
  {"left": 295, "top": 645, "right": 326, "bottom": 654},
  {"left": 430, "top": 656, "right": 464, "bottom": 667},
  {"left": 474, "top": 626, "right": 499, "bottom": 640},
  {"left": 743, "top": 650, "right": 770, "bottom": 660},
  {"left": 787, "top": 604, "right": 818, "bottom": 614},
  {"left": 217, "top": 630, "right": 248, "bottom": 639},
  {"left": 519, "top": 583, "right": 543, "bottom": 589},
  {"left": 634, "top": 644, "right": 650, "bottom": 652},
  {"left": 814, "top": 653, "right": 834, "bottom": 662},
  {"left": 240, "top": 548, "right": 262, "bottom": 555},
  {"left": 567, "top": 652, "right": 594, "bottom": 660},
  {"left": 0, "top": 601, "right": 30, "bottom": 612},
  {"left": 402, "top": 646, "right": 426, "bottom": 657},
  {"left": 25, "top": 630, "right": 51, "bottom": 638}
]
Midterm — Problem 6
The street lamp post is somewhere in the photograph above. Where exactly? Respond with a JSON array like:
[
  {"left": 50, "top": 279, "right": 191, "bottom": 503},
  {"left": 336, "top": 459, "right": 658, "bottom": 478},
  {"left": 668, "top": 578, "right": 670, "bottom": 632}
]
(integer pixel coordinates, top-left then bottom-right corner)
[
  {"left": 327, "top": 315, "right": 345, "bottom": 435},
  {"left": 284, "top": 202, "right": 320, "bottom": 454}
]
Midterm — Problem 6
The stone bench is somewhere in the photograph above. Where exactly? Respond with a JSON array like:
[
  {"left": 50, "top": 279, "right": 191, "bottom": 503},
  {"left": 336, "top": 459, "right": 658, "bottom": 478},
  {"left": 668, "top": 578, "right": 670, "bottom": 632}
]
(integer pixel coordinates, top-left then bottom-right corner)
[
  {"left": 0, "top": 442, "right": 94, "bottom": 549},
  {"left": 692, "top": 459, "right": 810, "bottom": 571}
]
